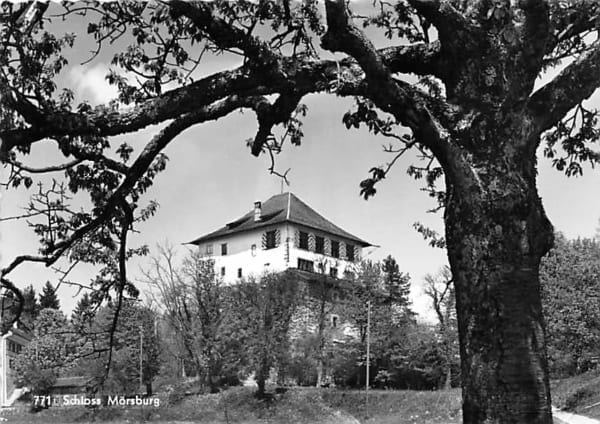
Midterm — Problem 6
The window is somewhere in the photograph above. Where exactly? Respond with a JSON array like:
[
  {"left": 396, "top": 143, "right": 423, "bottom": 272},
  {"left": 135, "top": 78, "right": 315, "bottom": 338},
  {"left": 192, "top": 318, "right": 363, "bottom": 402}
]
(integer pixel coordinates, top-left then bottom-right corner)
[
  {"left": 346, "top": 244, "right": 355, "bottom": 262},
  {"left": 8, "top": 341, "right": 20, "bottom": 354},
  {"left": 265, "top": 230, "right": 277, "bottom": 249},
  {"left": 221, "top": 243, "right": 228, "bottom": 255},
  {"left": 315, "top": 236, "right": 324, "bottom": 254},
  {"left": 331, "top": 240, "right": 340, "bottom": 258},
  {"left": 220, "top": 267, "right": 226, "bottom": 277},
  {"left": 237, "top": 268, "right": 242, "bottom": 278},
  {"left": 206, "top": 244, "right": 213, "bottom": 255},
  {"left": 329, "top": 267, "right": 338, "bottom": 278},
  {"left": 297, "top": 258, "right": 314, "bottom": 272},
  {"left": 299, "top": 231, "right": 309, "bottom": 250}
]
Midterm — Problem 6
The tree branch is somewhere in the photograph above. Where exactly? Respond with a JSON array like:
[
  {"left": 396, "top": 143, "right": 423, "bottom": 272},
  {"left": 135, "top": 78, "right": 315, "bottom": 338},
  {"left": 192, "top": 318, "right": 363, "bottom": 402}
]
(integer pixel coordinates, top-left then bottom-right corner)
[
  {"left": 546, "top": 1, "right": 600, "bottom": 55},
  {"left": 168, "top": 0, "right": 280, "bottom": 67},
  {"left": 322, "top": 0, "right": 391, "bottom": 84},
  {"left": 0, "top": 95, "right": 261, "bottom": 281},
  {"left": 407, "top": 0, "right": 469, "bottom": 43},
  {"left": 379, "top": 41, "right": 444, "bottom": 79},
  {"left": 527, "top": 39, "right": 600, "bottom": 133},
  {"left": 1, "top": 46, "right": 455, "bottom": 158},
  {"left": 321, "top": 0, "right": 462, "bottom": 181},
  {"left": 7, "top": 157, "right": 84, "bottom": 174},
  {"left": 249, "top": 92, "right": 304, "bottom": 157}
]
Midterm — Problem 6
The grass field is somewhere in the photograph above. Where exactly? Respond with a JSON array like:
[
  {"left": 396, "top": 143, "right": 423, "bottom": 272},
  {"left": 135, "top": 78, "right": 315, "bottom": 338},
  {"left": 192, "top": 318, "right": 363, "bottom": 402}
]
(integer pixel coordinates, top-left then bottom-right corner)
[
  {"left": 3, "top": 378, "right": 598, "bottom": 424},
  {"left": 1, "top": 387, "right": 463, "bottom": 424}
]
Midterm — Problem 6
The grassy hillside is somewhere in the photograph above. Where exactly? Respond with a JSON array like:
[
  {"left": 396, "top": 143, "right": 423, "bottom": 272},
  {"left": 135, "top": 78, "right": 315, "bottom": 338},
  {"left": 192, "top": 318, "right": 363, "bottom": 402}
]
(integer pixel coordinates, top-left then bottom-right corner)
[
  {"left": 552, "top": 369, "right": 600, "bottom": 420},
  {"left": 322, "top": 389, "right": 462, "bottom": 423},
  {"left": 3, "top": 384, "right": 589, "bottom": 424},
  {"left": 1, "top": 387, "right": 463, "bottom": 424}
]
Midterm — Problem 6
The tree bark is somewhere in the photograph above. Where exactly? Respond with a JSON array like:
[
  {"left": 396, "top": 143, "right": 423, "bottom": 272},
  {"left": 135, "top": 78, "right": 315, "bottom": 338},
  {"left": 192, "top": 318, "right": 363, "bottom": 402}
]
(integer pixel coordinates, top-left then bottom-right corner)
[{"left": 445, "top": 139, "right": 554, "bottom": 423}]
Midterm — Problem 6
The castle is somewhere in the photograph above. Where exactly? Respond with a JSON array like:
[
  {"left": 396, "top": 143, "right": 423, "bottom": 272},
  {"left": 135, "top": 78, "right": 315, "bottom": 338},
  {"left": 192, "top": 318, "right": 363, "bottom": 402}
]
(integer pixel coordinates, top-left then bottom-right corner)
[
  {"left": 189, "top": 193, "right": 374, "bottom": 385},
  {"left": 189, "top": 192, "right": 371, "bottom": 282}
]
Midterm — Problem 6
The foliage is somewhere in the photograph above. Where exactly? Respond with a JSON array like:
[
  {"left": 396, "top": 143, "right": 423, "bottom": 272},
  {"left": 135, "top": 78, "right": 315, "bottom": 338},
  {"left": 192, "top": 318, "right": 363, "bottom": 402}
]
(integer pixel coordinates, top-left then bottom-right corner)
[
  {"left": 111, "top": 301, "right": 160, "bottom": 393},
  {"left": 144, "top": 246, "right": 236, "bottom": 391},
  {"left": 423, "top": 266, "right": 460, "bottom": 389},
  {"left": 226, "top": 272, "right": 298, "bottom": 396},
  {"left": 71, "top": 300, "right": 161, "bottom": 394},
  {"left": 38, "top": 281, "right": 60, "bottom": 310},
  {"left": 70, "top": 292, "right": 94, "bottom": 333},
  {"left": 14, "top": 309, "right": 73, "bottom": 395},
  {"left": 541, "top": 233, "right": 600, "bottom": 377},
  {"left": 327, "top": 257, "right": 456, "bottom": 390},
  {"left": 21, "top": 284, "right": 40, "bottom": 330},
  {"left": 285, "top": 333, "right": 320, "bottom": 386}
]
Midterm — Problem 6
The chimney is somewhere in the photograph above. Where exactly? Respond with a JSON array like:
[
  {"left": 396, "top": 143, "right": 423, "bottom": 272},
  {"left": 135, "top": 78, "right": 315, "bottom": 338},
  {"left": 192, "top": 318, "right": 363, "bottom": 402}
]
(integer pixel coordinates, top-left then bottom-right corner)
[{"left": 254, "top": 201, "right": 262, "bottom": 222}]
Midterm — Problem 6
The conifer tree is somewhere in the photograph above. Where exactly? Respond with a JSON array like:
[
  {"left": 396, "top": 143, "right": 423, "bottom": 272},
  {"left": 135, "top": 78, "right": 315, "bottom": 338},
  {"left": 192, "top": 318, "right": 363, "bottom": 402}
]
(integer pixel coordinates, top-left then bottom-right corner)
[
  {"left": 21, "top": 284, "right": 40, "bottom": 329},
  {"left": 381, "top": 255, "right": 413, "bottom": 318},
  {"left": 39, "top": 281, "right": 60, "bottom": 310},
  {"left": 71, "top": 292, "right": 94, "bottom": 331}
]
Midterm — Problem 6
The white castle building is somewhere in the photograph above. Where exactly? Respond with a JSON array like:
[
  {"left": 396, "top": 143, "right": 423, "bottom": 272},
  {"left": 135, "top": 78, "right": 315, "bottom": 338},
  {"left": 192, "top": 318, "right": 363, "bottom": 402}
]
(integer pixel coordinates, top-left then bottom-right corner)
[{"left": 189, "top": 192, "right": 372, "bottom": 283}]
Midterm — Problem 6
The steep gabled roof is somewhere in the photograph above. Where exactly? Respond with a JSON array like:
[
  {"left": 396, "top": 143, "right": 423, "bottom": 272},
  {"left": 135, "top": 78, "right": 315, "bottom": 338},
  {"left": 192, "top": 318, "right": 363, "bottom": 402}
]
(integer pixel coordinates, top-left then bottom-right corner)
[{"left": 188, "top": 193, "right": 371, "bottom": 247}]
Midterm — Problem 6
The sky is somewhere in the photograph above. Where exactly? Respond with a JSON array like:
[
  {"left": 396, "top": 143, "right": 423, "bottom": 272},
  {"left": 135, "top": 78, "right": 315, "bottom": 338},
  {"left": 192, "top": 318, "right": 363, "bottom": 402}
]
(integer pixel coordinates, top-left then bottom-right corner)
[{"left": 1, "top": 4, "right": 600, "bottom": 322}]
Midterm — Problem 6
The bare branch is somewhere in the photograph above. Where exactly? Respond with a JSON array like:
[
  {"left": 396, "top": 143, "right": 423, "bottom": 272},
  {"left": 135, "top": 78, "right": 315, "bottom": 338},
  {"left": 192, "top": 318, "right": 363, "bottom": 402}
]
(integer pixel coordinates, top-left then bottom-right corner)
[
  {"left": 7, "top": 157, "right": 84, "bottom": 174},
  {"left": 102, "top": 199, "right": 132, "bottom": 383}
]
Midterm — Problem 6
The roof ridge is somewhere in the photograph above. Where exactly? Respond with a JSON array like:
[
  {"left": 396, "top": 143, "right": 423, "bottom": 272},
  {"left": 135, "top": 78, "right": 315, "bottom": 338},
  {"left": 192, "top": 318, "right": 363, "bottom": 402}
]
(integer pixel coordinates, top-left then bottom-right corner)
[{"left": 188, "top": 192, "right": 371, "bottom": 246}]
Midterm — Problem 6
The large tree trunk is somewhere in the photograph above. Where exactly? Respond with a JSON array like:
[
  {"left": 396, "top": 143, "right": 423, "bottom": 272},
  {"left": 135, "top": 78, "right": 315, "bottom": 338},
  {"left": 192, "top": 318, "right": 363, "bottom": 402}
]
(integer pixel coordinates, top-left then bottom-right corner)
[{"left": 445, "top": 142, "right": 554, "bottom": 423}]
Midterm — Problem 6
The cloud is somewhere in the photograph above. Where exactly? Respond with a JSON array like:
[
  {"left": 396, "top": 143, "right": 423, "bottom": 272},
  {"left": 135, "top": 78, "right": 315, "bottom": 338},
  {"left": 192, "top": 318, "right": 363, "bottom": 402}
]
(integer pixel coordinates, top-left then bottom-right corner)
[{"left": 68, "top": 63, "right": 119, "bottom": 105}]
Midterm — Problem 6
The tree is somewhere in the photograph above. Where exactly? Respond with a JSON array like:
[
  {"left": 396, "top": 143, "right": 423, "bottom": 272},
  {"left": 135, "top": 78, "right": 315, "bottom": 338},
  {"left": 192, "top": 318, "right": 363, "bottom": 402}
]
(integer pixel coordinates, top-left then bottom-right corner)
[
  {"left": 228, "top": 272, "right": 298, "bottom": 397},
  {"left": 381, "top": 256, "right": 411, "bottom": 310},
  {"left": 21, "top": 284, "right": 40, "bottom": 330},
  {"left": 340, "top": 258, "right": 416, "bottom": 388},
  {"left": 540, "top": 233, "right": 600, "bottom": 377},
  {"left": 39, "top": 281, "right": 60, "bottom": 310},
  {"left": 3, "top": 2, "right": 600, "bottom": 422},
  {"left": 424, "top": 266, "right": 459, "bottom": 389},
  {"left": 144, "top": 245, "right": 231, "bottom": 392},
  {"left": 14, "top": 309, "right": 73, "bottom": 396},
  {"left": 71, "top": 292, "right": 96, "bottom": 336},
  {"left": 76, "top": 300, "right": 161, "bottom": 395}
]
